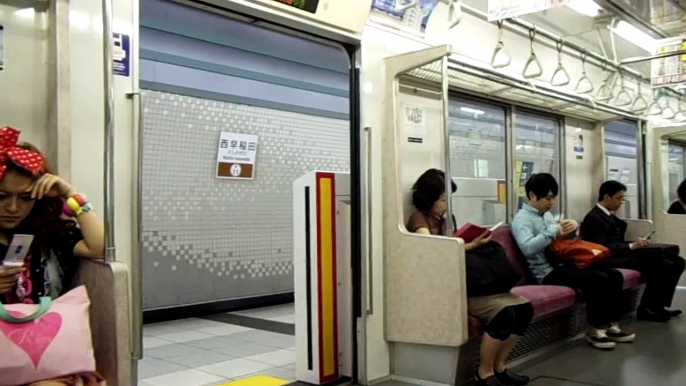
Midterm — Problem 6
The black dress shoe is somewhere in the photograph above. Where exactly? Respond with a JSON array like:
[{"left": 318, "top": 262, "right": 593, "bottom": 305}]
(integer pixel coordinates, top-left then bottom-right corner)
[
  {"left": 637, "top": 307, "right": 670, "bottom": 323},
  {"left": 663, "top": 308, "right": 682, "bottom": 317},
  {"left": 475, "top": 372, "right": 505, "bottom": 386},
  {"left": 495, "top": 369, "right": 530, "bottom": 386}
]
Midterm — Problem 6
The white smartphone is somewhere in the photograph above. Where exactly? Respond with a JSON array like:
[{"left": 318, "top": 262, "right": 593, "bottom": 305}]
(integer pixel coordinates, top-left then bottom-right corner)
[
  {"left": 3, "top": 234, "right": 34, "bottom": 267},
  {"left": 645, "top": 230, "right": 656, "bottom": 240},
  {"left": 557, "top": 213, "right": 565, "bottom": 222},
  {"left": 489, "top": 221, "right": 504, "bottom": 232}
]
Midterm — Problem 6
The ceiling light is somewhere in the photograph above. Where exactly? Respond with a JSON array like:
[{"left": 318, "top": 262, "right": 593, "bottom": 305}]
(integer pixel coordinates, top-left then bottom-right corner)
[
  {"left": 613, "top": 20, "right": 657, "bottom": 53},
  {"left": 460, "top": 107, "right": 485, "bottom": 115},
  {"left": 14, "top": 8, "right": 35, "bottom": 19},
  {"left": 566, "top": 0, "right": 601, "bottom": 18}
]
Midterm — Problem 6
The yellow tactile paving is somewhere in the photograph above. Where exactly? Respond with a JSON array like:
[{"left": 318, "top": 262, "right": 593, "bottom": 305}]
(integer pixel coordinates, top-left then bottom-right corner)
[{"left": 216, "top": 375, "right": 289, "bottom": 386}]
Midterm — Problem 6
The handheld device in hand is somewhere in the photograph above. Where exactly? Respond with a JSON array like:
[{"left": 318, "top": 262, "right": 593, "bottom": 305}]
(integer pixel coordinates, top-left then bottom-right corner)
[
  {"left": 489, "top": 221, "right": 504, "bottom": 232},
  {"left": 3, "top": 234, "right": 34, "bottom": 267},
  {"left": 645, "top": 230, "right": 656, "bottom": 240}
]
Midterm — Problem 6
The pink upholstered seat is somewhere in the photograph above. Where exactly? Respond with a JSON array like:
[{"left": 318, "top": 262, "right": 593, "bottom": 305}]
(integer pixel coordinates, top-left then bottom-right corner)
[{"left": 467, "top": 225, "right": 644, "bottom": 339}]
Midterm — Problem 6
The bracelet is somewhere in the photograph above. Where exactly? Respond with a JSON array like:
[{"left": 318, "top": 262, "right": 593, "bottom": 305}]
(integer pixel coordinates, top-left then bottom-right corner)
[{"left": 63, "top": 194, "right": 92, "bottom": 217}]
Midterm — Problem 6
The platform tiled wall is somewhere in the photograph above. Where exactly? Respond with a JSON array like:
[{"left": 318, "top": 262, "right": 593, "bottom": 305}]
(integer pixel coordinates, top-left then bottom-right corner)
[{"left": 141, "top": 90, "right": 349, "bottom": 309}]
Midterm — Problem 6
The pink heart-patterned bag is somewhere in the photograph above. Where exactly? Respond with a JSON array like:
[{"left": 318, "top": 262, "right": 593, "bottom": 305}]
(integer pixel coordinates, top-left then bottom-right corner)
[{"left": 0, "top": 286, "right": 96, "bottom": 386}]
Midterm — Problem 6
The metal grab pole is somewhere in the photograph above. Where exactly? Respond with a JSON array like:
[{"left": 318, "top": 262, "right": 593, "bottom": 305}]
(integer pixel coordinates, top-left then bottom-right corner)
[
  {"left": 102, "top": 0, "right": 116, "bottom": 263},
  {"left": 127, "top": 91, "right": 144, "bottom": 360},
  {"left": 441, "top": 55, "right": 454, "bottom": 237}
]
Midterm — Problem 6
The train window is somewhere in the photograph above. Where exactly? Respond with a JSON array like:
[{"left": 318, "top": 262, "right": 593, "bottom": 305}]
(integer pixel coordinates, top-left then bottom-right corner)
[
  {"left": 448, "top": 99, "right": 507, "bottom": 227},
  {"left": 604, "top": 121, "right": 640, "bottom": 219},
  {"left": 514, "top": 112, "right": 561, "bottom": 213},
  {"left": 668, "top": 142, "right": 686, "bottom": 204}
]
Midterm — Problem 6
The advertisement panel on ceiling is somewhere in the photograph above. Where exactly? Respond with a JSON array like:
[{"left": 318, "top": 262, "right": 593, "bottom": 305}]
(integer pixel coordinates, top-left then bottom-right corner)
[
  {"left": 270, "top": 0, "right": 320, "bottom": 14},
  {"left": 487, "top": 0, "right": 571, "bottom": 21},
  {"left": 371, "top": 0, "right": 440, "bottom": 32},
  {"left": 652, "top": 36, "right": 686, "bottom": 88}
]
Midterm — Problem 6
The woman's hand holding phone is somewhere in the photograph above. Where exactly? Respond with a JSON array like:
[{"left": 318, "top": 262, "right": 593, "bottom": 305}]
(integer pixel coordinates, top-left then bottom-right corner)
[{"left": 0, "top": 266, "right": 21, "bottom": 295}]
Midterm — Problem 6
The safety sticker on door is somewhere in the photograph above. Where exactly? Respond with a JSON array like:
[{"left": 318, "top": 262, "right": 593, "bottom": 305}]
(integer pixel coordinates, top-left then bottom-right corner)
[{"left": 113, "top": 33, "right": 130, "bottom": 77}]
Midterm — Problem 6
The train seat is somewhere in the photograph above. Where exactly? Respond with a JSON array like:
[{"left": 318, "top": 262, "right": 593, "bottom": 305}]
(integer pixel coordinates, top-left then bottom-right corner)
[
  {"left": 617, "top": 268, "right": 644, "bottom": 289},
  {"left": 69, "top": 259, "right": 132, "bottom": 386},
  {"left": 468, "top": 225, "right": 646, "bottom": 339}
]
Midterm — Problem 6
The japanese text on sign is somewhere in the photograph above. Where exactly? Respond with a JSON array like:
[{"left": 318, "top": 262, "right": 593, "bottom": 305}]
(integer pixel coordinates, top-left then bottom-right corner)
[
  {"left": 487, "top": 0, "right": 570, "bottom": 21},
  {"left": 216, "top": 132, "right": 259, "bottom": 180}
]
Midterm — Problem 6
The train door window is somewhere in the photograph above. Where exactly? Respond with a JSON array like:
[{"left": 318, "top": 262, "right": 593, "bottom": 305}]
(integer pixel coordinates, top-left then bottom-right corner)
[
  {"left": 668, "top": 142, "right": 686, "bottom": 204},
  {"left": 448, "top": 99, "right": 507, "bottom": 227},
  {"left": 514, "top": 111, "right": 562, "bottom": 214},
  {"left": 604, "top": 121, "right": 640, "bottom": 219}
]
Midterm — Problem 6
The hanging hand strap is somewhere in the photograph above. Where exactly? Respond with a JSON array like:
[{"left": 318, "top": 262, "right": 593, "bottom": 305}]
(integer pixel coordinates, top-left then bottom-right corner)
[
  {"left": 523, "top": 27, "right": 543, "bottom": 79},
  {"left": 0, "top": 297, "right": 52, "bottom": 324},
  {"left": 447, "top": 0, "right": 462, "bottom": 29},
  {"left": 550, "top": 40, "right": 570, "bottom": 87}
]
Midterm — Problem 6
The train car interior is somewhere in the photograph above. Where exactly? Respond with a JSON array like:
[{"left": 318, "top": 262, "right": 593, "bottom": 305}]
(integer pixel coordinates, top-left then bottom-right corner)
[{"left": 1, "top": 0, "right": 686, "bottom": 386}]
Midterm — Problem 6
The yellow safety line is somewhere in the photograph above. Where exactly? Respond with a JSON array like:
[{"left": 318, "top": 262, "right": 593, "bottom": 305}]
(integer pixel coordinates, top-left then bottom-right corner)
[{"left": 215, "top": 375, "right": 289, "bottom": 386}]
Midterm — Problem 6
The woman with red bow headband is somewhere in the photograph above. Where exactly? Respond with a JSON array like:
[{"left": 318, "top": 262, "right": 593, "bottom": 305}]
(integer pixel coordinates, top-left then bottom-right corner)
[{"left": 0, "top": 127, "right": 104, "bottom": 305}]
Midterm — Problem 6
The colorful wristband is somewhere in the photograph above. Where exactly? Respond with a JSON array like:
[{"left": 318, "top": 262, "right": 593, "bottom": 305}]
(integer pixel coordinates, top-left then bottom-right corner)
[{"left": 63, "top": 194, "right": 92, "bottom": 217}]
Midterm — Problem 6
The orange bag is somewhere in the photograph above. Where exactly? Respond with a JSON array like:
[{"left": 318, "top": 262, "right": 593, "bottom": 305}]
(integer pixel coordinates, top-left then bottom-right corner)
[{"left": 550, "top": 238, "right": 610, "bottom": 269}]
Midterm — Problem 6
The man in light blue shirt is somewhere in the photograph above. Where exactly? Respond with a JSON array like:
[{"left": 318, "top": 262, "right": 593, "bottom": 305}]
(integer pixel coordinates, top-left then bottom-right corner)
[{"left": 511, "top": 173, "right": 635, "bottom": 350}]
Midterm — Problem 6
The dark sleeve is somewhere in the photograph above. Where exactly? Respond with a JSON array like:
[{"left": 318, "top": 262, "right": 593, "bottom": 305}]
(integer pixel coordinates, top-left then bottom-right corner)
[
  {"left": 668, "top": 202, "right": 686, "bottom": 215},
  {"left": 406, "top": 211, "right": 430, "bottom": 233},
  {"left": 52, "top": 224, "right": 84, "bottom": 293},
  {"left": 581, "top": 214, "right": 630, "bottom": 252}
]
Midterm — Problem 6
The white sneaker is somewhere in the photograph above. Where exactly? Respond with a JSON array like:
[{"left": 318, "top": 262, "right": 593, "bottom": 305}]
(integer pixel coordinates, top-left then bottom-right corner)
[
  {"left": 586, "top": 329, "right": 616, "bottom": 350},
  {"left": 607, "top": 323, "right": 636, "bottom": 343}
]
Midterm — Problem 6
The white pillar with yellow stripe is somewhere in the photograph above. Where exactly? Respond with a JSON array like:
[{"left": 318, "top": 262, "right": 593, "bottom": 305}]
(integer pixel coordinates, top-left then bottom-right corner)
[{"left": 293, "top": 171, "right": 352, "bottom": 385}]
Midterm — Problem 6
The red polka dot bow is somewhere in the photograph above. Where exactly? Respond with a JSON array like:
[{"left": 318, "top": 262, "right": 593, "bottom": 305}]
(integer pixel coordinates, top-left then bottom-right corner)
[{"left": 0, "top": 126, "right": 44, "bottom": 179}]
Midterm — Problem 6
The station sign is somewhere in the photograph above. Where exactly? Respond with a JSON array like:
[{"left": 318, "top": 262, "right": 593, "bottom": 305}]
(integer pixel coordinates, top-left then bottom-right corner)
[
  {"left": 487, "top": 0, "right": 571, "bottom": 21},
  {"left": 215, "top": 132, "right": 259, "bottom": 180},
  {"left": 652, "top": 36, "right": 686, "bottom": 89}
]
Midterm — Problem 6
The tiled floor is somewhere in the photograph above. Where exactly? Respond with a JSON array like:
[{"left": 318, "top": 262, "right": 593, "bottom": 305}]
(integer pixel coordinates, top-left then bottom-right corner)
[{"left": 139, "top": 304, "right": 296, "bottom": 386}]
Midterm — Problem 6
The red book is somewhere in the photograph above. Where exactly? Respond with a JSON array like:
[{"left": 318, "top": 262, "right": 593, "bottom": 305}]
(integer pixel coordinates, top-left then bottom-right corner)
[{"left": 455, "top": 221, "right": 504, "bottom": 243}]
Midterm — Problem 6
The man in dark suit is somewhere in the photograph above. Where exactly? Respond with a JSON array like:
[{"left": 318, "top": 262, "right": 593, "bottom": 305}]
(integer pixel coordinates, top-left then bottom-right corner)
[{"left": 581, "top": 180, "right": 684, "bottom": 322}]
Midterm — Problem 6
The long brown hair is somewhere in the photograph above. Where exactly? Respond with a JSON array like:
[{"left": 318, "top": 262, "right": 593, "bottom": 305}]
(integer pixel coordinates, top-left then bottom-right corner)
[{"left": 8, "top": 143, "right": 76, "bottom": 253}]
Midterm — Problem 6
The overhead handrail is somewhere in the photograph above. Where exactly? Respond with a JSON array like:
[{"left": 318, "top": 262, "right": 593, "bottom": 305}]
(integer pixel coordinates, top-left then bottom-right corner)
[
  {"left": 613, "top": 72, "right": 632, "bottom": 107},
  {"left": 551, "top": 40, "right": 570, "bottom": 87},
  {"left": 491, "top": 20, "right": 511, "bottom": 69},
  {"left": 395, "top": 0, "right": 417, "bottom": 11},
  {"left": 523, "top": 27, "right": 543, "bottom": 79},
  {"left": 575, "top": 50, "right": 594, "bottom": 94},
  {"left": 444, "top": 56, "right": 638, "bottom": 119},
  {"left": 631, "top": 76, "right": 648, "bottom": 113},
  {"left": 457, "top": 3, "right": 684, "bottom": 101},
  {"left": 447, "top": 0, "right": 462, "bottom": 29}
]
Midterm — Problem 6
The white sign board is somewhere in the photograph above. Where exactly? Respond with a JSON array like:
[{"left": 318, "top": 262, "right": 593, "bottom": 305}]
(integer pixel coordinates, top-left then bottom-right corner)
[
  {"left": 652, "top": 36, "right": 686, "bottom": 88},
  {"left": 216, "top": 132, "right": 258, "bottom": 179},
  {"left": 488, "top": 0, "right": 570, "bottom": 21}
]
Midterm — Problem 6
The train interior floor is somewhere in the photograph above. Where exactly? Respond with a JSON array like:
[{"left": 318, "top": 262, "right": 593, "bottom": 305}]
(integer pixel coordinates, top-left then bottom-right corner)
[
  {"left": 139, "top": 303, "right": 296, "bottom": 386},
  {"left": 140, "top": 288, "right": 686, "bottom": 386}
]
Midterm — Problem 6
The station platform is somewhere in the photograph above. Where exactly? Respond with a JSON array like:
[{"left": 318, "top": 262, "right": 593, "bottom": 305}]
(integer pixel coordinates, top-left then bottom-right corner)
[{"left": 139, "top": 304, "right": 296, "bottom": 386}]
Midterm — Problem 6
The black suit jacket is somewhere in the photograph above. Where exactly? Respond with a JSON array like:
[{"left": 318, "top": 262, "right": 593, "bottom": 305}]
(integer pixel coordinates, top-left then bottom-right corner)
[{"left": 580, "top": 206, "right": 631, "bottom": 253}]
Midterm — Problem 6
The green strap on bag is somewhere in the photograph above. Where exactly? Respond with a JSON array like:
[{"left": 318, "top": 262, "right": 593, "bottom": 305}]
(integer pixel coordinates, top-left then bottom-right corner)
[{"left": 0, "top": 297, "right": 52, "bottom": 323}]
